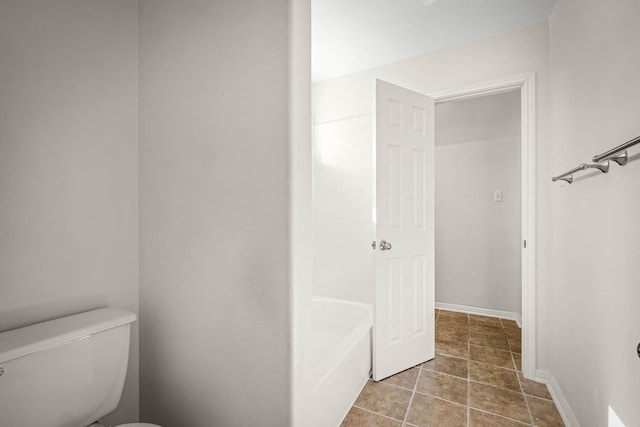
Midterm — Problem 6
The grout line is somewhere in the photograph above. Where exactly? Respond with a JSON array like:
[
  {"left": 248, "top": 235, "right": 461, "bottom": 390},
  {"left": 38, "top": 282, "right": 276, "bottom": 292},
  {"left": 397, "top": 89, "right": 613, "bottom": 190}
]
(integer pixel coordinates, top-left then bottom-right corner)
[
  {"left": 401, "top": 363, "right": 422, "bottom": 426},
  {"left": 378, "top": 376, "right": 421, "bottom": 392},
  {"left": 515, "top": 361, "right": 535, "bottom": 425},
  {"left": 469, "top": 357, "right": 517, "bottom": 372},
  {"left": 499, "top": 319, "right": 532, "bottom": 426},
  {"left": 352, "top": 404, "right": 405, "bottom": 423},
  {"left": 466, "top": 341, "right": 513, "bottom": 353},
  {"left": 523, "top": 394, "right": 536, "bottom": 426},
  {"left": 421, "top": 366, "right": 468, "bottom": 381},
  {"left": 469, "top": 407, "right": 533, "bottom": 426},
  {"left": 524, "top": 392, "right": 555, "bottom": 402},
  {"left": 511, "top": 350, "right": 520, "bottom": 373},
  {"left": 468, "top": 379, "right": 524, "bottom": 395},
  {"left": 412, "top": 389, "right": 468, "bottom": 408}
]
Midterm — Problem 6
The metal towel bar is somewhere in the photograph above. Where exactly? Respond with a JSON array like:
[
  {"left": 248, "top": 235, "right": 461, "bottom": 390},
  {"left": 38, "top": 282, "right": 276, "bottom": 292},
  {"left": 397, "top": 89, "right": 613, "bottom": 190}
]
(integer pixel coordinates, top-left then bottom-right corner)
[
  {"left": 552, "top": 134, "right": 639, "bottom": 184},
  {"left": 593, "top": 135, "right": 640, "bottom": 162},
  {"left": 552, "top": 161, "right": 609, "bottom": 184}
]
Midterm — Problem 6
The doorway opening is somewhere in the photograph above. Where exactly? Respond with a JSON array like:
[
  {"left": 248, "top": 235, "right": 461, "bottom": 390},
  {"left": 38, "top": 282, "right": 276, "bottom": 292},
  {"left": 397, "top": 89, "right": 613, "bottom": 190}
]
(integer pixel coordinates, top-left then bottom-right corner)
[
  {"left": 435, "top": 90, "right": 522, "bottom": 336},
  {"left": 429, "top": 74, "right": 537, "bottom": 378}
]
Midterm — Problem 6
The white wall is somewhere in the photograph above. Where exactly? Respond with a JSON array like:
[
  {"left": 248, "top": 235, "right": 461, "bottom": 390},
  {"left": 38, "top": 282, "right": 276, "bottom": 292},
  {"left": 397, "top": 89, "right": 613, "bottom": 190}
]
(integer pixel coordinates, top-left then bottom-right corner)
[
  {"left": 0, "top": 1, "right": 139, "bottom": 424},
  {"left": 138, "top": 1, "right": 294, "bottom": 426},
  {"left": 313, "top": 116, "right": 374, "bottom": 303},
  {"left": 548, "top": 0, "right": 640, "bottom": 425},
  {"left": 435, "top": 137, "right": 521, "bottom": 313},
  {"left": 435, "top": 92, "right": 521, "bottom": 314},
  {"left": 313, "top": 22, "right": 552, "bottom": 366}
]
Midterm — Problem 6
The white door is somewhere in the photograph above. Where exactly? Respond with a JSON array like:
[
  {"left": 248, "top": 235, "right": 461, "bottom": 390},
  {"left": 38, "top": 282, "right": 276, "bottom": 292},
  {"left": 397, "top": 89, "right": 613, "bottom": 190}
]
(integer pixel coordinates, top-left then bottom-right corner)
[{"left": 373, "top": 79, "right": 435, "bottom": 381}]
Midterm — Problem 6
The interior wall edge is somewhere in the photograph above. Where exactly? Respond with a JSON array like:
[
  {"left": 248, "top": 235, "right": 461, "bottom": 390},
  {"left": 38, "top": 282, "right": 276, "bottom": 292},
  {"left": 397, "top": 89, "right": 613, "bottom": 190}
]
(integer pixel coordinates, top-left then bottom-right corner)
[{"left": 288, "top": 0, "right": 313, "bottom": 425}]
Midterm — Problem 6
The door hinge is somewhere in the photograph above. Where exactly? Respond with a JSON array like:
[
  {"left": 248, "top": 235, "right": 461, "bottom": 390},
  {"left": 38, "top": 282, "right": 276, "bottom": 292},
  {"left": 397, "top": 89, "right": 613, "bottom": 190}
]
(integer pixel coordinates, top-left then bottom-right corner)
[{"left": 524, "top": 239, "right": 527, "bottom": 249}]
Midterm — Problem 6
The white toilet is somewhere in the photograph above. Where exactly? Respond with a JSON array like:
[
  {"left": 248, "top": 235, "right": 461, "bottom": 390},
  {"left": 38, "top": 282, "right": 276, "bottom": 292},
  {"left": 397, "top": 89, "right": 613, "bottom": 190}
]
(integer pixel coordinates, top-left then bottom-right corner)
[{"left": 0, "top": 307, "right": 162, "bottom": 427}]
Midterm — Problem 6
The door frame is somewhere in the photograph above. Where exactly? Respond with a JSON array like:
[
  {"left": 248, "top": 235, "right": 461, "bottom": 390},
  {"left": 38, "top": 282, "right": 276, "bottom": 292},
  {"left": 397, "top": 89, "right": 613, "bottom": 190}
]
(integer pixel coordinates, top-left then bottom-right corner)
[{"left": 427, "top": 72, "right": 537, "bottom": 379}]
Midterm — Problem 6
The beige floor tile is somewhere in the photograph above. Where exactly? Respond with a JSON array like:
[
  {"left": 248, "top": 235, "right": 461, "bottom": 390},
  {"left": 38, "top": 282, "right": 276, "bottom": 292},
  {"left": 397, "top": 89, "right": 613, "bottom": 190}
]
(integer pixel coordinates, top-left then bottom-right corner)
[
  {"left": 470, "top": 361, "right": 521, "bottom": 392},
  {"left": 407, "top": 393, "right": 467, "bottom": 427},
  {"left": 381, "top": 366, "right": 420, "bottom": 390},
  {"left": 470, "top": 322, "right": 505, "bottom": 335},
  {"left": 518, "top": 372, "right": 552, "bottom": 400},
  {"left": 470, "top": 330, "right": 510, "bottom": 351},
  {"left": 438, "top": 317, "right": 470, "bottom": 332},
  {"left": 470, "top": 345, "right": 515, "bottom": 370},
  {"left": 469, "top": 409, "right": 531, "bottom": 426},
  {"left": 439, "top": 312, "right": 469, "bottom": 323},
  {"left": 422, "top": 354, "right": 468, "bottom": 378},
  {"left": 341, "top": 407, "right": 402, "bottom": 427},
  {"left": 354, "top": 380, "right": 412, "bottom": 421},
  {"left": 469, "top": 382, "right": 531, "bottom": 424},
  {"left": 438, "top": 310, "right": 469, "bottom": 321},
  {"left": 437, "top": 327, "right": 469, "bottom": 343},
  {"left": 470, "top": 314, "right": 503, "bottom": 326},
  {"left": 527, "top": 395, "right": 565, "bottom": 426},
  {"left": 508, "top": 336, "right": 522, "bottom": 353},
  {"left": 504, "top": 327, "right": 522, "bottom": 341},
  {"left": 416, "top": 369, "right": 468, "bottom": 405},
  {"left": 436, "top": 339, "right": 469, "bottom": 359},
  {"left": 470, "top": 325, "right": 507, "bottom": 339}
]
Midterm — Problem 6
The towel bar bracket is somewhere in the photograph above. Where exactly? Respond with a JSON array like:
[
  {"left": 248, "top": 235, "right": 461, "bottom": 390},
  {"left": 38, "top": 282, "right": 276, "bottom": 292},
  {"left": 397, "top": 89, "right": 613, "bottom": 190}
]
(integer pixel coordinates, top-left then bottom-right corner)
[{"left": 552, "top": 135, "right": 638, "bottom": 184}]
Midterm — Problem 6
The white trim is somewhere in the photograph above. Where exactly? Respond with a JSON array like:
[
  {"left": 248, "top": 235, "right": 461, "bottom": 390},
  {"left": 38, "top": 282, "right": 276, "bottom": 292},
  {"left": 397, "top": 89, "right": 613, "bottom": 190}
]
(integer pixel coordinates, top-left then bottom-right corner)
[
  {"left": 521, "top": 73, "right": 537, "bottom": 380},
  {"left": 435, "top": 302, "right": 522, "bottom": 327},
  {"left": 428, "top": 73, "right": 534, "bottom": 102},
  {"left": 535, "top": 369, "right": 581, "bottom": 427},
  {"left": 429, "top": 72, "right": 537, "bottom": 379},
  {"left": 289, "top": 0, "right": 313, "bottom": 426}
]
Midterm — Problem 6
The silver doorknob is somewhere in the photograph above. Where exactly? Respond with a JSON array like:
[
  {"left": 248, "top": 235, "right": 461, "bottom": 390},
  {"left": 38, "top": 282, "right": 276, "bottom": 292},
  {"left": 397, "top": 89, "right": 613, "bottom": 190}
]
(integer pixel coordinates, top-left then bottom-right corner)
[{"left": 379, "top": 240, "right": 392, "bottom": 251}]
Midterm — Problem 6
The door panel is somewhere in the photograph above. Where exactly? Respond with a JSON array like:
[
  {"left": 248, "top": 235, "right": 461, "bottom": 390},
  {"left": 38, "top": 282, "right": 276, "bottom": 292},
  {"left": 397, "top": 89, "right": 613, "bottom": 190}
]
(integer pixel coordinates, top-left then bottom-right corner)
[{"left": 373, "top": 80, "right": 435, "bottom": 381}]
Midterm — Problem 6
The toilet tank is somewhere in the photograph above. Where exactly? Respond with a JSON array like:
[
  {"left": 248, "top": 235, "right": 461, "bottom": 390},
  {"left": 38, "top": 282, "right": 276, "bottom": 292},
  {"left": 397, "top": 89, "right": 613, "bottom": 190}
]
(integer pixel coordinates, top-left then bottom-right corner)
[{"left": 0, "top": 308, "right": 136, "bottom": 427}]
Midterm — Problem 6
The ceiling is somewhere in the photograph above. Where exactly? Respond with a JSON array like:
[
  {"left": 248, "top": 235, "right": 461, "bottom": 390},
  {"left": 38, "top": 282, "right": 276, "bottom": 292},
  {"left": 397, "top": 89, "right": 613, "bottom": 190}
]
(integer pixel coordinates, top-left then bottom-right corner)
[
  {"left": 435, "top": 90, "right": 521, "bottom": 146},
  {"left": 312, "top": 0, "right": 556, "bottom": 81}
]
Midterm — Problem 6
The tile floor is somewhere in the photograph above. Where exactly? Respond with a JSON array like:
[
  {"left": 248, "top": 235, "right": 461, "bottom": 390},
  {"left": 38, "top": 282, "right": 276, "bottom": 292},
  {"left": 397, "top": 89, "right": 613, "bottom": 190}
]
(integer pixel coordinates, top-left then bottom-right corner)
[{"left": 341, "top": 310, "right": 565, "bottom": 427}]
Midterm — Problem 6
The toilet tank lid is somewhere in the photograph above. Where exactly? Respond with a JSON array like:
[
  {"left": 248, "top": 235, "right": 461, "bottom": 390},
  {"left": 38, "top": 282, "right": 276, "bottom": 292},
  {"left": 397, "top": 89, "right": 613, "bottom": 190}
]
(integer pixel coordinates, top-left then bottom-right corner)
[{"left": 0, "top": 308, "right": 136, "bottom": 363}]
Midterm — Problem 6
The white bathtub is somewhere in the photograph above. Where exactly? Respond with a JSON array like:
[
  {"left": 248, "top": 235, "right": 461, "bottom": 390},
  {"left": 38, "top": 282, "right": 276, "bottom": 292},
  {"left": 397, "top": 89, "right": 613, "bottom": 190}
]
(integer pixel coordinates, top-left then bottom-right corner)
[{"left": 311, "top": 297, "right": 373, "bottom": 427}]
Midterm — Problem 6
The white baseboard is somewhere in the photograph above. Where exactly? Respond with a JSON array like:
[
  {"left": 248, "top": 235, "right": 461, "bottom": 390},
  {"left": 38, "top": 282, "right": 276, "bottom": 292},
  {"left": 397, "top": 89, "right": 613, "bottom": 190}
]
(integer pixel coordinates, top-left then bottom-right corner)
[
  {"left": 435, "top": 302, "right": 522, "bottom": 327},
  {"left": 535, "top": 369, "right": 580, "bottom": 427}
]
